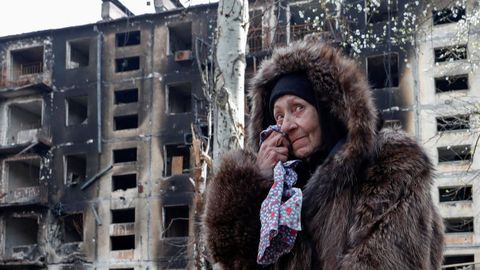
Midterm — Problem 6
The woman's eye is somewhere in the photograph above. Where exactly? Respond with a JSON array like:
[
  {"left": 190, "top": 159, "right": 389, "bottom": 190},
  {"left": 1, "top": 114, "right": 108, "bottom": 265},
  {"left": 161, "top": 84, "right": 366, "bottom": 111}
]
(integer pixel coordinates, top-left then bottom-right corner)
[
  {"left": 294, "top": 105, "right": 304, "bottom": 112},
  {"left": 275, "top": 114, "right": 284, "bottom": 122}
]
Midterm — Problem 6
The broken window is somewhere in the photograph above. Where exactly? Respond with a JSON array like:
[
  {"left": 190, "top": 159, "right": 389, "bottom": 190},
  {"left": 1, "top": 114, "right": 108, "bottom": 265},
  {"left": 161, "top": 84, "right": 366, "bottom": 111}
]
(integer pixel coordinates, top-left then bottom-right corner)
[
  {"left": 434, "top": 45, "right": 467, "bottom": 63},
  {"left": 438, "top": 145, "right": 472, "bottom": 163},
  {"left": 62, "top": 213, "right": 83, "bottom": 243},
  {"left": 163, "top": 205, "right": 189, "bottom": 238},
  {"left": 67, "top": 39, "right": 90, "bottom": 69},
  {"left": 5, "top": 217, "right": 38, "bottom": 248},
  {"left": 439, "top": 186, "right": 472, "bottom": 202},
  {"left": 167, "top": 82, "right": 192, "bottom": 113},
  {"left": 247, "top": 10, "right": 263, "bottom": 53},
  {"left": 6, "top": 158, "right": 40, "bottom": 190},
  {"left": 168, "top": 23, "right": 192, "bottom": 58},
  {"left": 114, "top": 114, "right": 138, "bottom": 130},
  {"left": 433, "top": 6, "right": 466, "bottom": 26},
  {"left": 10, "top": 46, "right": 44, "bottom": 79},
  {"left": 367, "top": 53, "right": 399, "bottom": 89},
  {"left": 116, "top": 30, "right": 141, "bottom": 47},
  {"left": 7, "top": 100, "right": 42, "bottom": 144},
  {"left": 383, "top": 120, "right": 401, "bottom": 129},
  {"left": 111, "top": 235, "right": 135, "bottom": 250},
  {"left": 289, "top": 3, "right": 326, "bottom": 42},
  {"left": 112, "top": 173, "right": 137, "bottom": 191},
  {"left": 444, "top": 217, "right": 474, "bottom": 233},
  {"left": 111, "top": 208, "right": 135, "bottom": 224},
  {"left": 437, "top": 115, "right": 470, "bottom": 132},
  {"left": 66, "top": 95, "right": 88, "bottom": 126},
  {"left": 365, "top": 0, "right": 398, "bottom": 24},
  {"left": 115, "top": 56, "right": 140, "bottom": 72},
  {"left": 114, "top": 88, "right": 138, "bottom": 104},
  {"left": 435, "top": 74, "right": 469, "bottom": 93},
  {"left": 443, "top": 254, "right": 474, "bottom": 270},
  {"left": 164, "top": 144, "right": 190, "bottom": 176},
  {"left": 64, "top": 154, "right": 87, "bottom": 186},
  {"left": 113, "top": 148, "right": 137, "bottom": 164}
]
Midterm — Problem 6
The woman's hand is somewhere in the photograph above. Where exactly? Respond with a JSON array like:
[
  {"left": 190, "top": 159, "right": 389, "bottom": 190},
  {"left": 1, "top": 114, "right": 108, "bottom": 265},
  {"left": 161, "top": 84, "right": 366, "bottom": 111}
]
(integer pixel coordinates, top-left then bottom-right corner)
[{"left": 256, "top": 132, "right": 289, "bottom": 178}]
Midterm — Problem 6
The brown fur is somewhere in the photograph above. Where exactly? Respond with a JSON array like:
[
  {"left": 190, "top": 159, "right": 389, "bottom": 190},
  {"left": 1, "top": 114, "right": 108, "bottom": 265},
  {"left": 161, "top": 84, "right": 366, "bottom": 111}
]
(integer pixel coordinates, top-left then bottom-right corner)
[{"left": 204, "top": 41, "right": 444, "bottom": 269}]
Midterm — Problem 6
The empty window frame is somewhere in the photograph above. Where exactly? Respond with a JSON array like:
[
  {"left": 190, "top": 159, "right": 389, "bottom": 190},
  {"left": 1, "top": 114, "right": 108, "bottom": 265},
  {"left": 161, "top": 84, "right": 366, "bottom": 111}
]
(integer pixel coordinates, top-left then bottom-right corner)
[
  {"left": 116, "top": 30, "right": 141, "bottom": 47},
  {"left": 367, "top": 53, "right": 399, "bottom": 89},
  {"left": 114, "top": 88, "right": 138, "bottom": 104},
  {"left": 443, "top": 254, "right": 474, "bottom": 270},
  {"left": 10, "top": 46, "right": 44, "bottom": 78},
  {"left": 435, "top": 74, "right": 468, "bottom": 93},
  {"left": 6, "top": 158, "right": 40, "bottom": 190},
  {"left": 111, "top": 208, "right": 135, "bottom": 224},
  {"left": 444, "top": 217, "right": 474, "bottom": 233},
  {"left": 433, "top": 6, "right": 466, "bottom": 25},
  {"left": 64, "top": 154, "right": 87, "bottom": 186},
  {"left": 113, "top": 148, "right": 137, "bottom": 164},
  {"left": 365, "top": 0, "right": 398, "bottom": 24},
  {"left": 163, "top": 205, "right": 189, "bottom": 238},
  {"left": 111, "top": 235, "right": 135, "bottom": 250},
  {"left": 164, "top": 144, "right": 190, "bottom": 176},
  {"left": 7, "top": 100, "right": 42, "bottom": 144},
  {"left": 438, "top": 145, "right": 472, "bottom": 163},
  {"left": 247, "top": 9, "right": 263, "bottom": 52},
  {"left": 112, "top": 173, "right": 137, "bottom": 191},
  {"left": 66, "top": 39, "right": 90, "bottom": 69},
  {"left": 434, "top": 45, "right": 467, "bottom": 63},
  {"left": 383, "top": 120, "right": 401, "bottom": 129},
  {"left": 167, "top": 82, "right": 192, "bottom": 113},
  {"left": 289, "top": 3, "right": 326, "bottom": 42},
  {"left": 66, "top": 95, "right": 88, "bottom": 126},
  {"left": 439, "top": 186, "right": 472, "bottom": 202},
  {"left": 168, "top": 23, "right": 192, "bottom": 53},
  {"left": 114, "top": 114, "right": 138, "bottom": 130},
  {"left": 437, "top": 115, "right": 470, "bottom": 132},
  {"left": 62, "top": 213, "right": 83, "bottom": 243},
  {"left": 5, "top": 217, "right": 38, "bottom": 248},
  {"left": 115, "top": 56, "right": 140, "bottom": 72}
]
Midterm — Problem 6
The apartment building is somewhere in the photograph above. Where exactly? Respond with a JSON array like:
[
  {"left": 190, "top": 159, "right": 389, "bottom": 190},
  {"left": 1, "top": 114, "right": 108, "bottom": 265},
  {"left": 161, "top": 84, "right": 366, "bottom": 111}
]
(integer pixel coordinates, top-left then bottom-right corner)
[{"left": 0, "top": 1, "right": 216, "bottom": 269}]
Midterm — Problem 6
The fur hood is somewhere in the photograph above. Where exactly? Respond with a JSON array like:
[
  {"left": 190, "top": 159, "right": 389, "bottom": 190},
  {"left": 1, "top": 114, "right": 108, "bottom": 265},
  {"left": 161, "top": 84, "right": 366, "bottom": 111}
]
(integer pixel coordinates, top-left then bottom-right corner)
[{"left": 247, "top": 40, "right": 378, "bottom": 188}]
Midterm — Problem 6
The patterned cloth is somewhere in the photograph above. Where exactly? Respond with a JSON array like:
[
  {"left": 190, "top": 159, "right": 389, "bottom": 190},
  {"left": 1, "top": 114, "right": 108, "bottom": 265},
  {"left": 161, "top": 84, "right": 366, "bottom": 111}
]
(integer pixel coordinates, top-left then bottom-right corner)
[{"left": 257, "top": 125, "right": 303, "bottom": 265}]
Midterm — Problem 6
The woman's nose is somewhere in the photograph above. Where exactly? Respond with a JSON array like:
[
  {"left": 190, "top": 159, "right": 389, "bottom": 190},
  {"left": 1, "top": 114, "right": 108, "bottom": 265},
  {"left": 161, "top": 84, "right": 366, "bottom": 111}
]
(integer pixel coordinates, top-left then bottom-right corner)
[{"left": 280, "top": 115, "right": 296, "bottom": 133}]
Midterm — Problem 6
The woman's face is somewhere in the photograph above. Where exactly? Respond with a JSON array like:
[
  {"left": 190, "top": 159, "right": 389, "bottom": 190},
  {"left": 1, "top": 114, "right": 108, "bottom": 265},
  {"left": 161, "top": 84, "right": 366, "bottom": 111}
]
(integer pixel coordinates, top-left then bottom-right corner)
[{"left": 273, "top": 95, "right": 322, "bottom": 158}]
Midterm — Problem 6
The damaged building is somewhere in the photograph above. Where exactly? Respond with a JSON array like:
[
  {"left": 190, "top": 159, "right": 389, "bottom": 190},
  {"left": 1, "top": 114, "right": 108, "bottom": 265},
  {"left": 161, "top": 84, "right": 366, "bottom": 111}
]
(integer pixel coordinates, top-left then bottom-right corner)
[{"left": 0, "top": 0, "right": 216, "bottom": 269}]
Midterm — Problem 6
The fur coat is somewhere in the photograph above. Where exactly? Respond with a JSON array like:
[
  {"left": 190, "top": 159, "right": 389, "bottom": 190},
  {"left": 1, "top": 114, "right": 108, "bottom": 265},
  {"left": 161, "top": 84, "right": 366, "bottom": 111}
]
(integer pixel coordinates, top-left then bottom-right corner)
[{"left": 203, "top": 40, "right": 444, "bottom": 269}]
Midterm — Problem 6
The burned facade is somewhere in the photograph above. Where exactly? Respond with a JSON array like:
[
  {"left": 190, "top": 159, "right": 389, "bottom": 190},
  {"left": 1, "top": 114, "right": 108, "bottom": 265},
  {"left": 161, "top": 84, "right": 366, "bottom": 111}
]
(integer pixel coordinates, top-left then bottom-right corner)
[{"left": 0, "top": 2, "right": 216, "bottom": 269}]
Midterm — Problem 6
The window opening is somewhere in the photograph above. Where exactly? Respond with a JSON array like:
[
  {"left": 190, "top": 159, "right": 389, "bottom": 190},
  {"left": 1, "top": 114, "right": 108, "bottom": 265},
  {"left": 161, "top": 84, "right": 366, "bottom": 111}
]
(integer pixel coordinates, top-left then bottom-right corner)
[
  {"left": 443, "top": 254, "right": 474, "bottom": 270},
  {"left": 365, "top": 0, "right": 398, "bottom": 24},
  {"left": 10, "top": 46, "right": 44, "bottom": 79},
  {"left": 163, "top": 205, "right": 189, "bottom": 237},
  {"left": 113, "top": 148, "right": 137, "bottom": 163},
  {"left": 116, "top": 31, "right": 141, "bottom": 47},
  {"left": 64, "top": 154, "right": 87, "bottom": 186},
  {"left": 444, "top": 217, "right": 474, "bottom": 233},
  {"left": 111, "top": 235, "right": 135, "bottom": 250},
  {"left": 67, "top": 39, "right": 90, "bottom": 69},
  {"left": 7, "top": 158, "right": 40, "bottom": 190},
  {"left": 164, "top": 144, "right": 190, "bottom": 176},
  {"left": 115, "top": 56, "right": 140, "bottom": 72},
  {"left": 367, "top": 53, "right": 399, "bottom": 89},
  {"left": 434, "top": 45, "right": 467, "bottom": 63},
  {"left": 115, "top": 88, "right": 138, "bottom": 104},
  {"left": 437, "top": 115, "right": 470, "bottom": 132},
  {"left": 7, "top": 100, "right": 42, "bottom": 144},
  {"left": 167, "top": 82, "right": 192, "bottom": 113},
  {"left": 114, "top": 114, "right": 138, "bottom": 130},
  {"left": 435, "top": 74, "right": 468, "bottom": 93},
  {"left": 247, "top": 10, "right": 263, "bottom": 53},
  {"left": 439, "top": 186, "right": 472, "bottom": 202},
  {"left": 66, "top": 95, "right": 88, "bottom": 126},
  {"left": 5, "top": 217, "right": 38, "bottom": 248},
  {"left": 112, "top": 173, "right": 137, "bottom": 191},
  {"left": 168, "top": 23, "right": 192, "bottom": 54},
  {"left": 111, "top": 208, "right": 135, "bottom": 224},
  {"left": 62, "top": 213, "right": 83, "bottom": 243},
  {"left": 438, "top": 145, "right": 472, "bottom": 163},
  {"left": 433, "top": 6, "right": 466, "bottom": 25}
]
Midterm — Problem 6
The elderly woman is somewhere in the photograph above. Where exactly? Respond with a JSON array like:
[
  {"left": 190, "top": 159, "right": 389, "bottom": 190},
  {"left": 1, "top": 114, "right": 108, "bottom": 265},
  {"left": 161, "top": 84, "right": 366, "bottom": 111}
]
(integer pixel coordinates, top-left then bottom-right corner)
[{"left": 203, "top": 40, "right": 444, "bottom": 269}]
